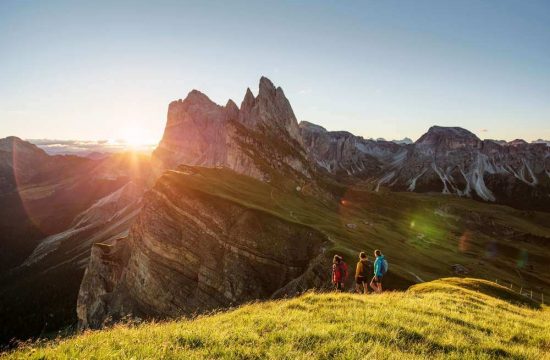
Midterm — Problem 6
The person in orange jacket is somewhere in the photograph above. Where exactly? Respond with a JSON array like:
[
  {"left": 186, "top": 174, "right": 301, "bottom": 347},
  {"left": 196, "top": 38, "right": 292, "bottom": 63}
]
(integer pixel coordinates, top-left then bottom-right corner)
[{"left": 355, "top": 252, "right": 372, "bottom": 294}]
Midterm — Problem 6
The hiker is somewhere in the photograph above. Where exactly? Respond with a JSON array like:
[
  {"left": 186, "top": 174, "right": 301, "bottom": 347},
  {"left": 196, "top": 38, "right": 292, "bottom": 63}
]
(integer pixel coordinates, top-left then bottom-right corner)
[
  {"left": 332, "top": 255, "right": 348, "bottom": 291},
  {"left": 355, "top": 252, "right": 371, "bottom": 294},
  {"left": 370, "top": 250, "right": 387, "bottom": 293}
]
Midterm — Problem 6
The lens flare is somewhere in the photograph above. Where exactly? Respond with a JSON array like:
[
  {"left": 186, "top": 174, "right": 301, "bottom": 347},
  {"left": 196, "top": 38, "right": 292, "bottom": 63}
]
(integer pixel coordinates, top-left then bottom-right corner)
[
  {"left": 459, "top": 231, "right": 471, "bottom": 252},
  {"left": 485, "top": 240, "right": 498, "bottom": 259},
  {"left": 517, "top": 249, "right": 528, "bottom": 268}
]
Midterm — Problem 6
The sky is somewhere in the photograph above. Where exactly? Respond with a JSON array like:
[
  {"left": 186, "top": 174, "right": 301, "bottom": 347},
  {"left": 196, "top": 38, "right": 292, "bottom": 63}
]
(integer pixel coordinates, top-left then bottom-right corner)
[{"left": 1, "top": 0, "right": 549, "bottom": 145}]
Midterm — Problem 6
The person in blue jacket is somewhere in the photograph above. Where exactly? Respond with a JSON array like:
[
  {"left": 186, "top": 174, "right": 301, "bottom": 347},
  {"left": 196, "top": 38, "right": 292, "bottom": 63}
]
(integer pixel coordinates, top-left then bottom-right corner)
[{"left": 370, "top": 249, "right": 387, "bottom": 293}]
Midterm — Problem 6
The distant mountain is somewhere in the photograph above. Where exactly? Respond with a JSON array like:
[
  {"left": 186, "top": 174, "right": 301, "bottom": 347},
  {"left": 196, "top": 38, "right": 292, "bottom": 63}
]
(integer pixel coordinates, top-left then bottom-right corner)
[
  {"left": 392, "top": 137, "right": 413, "bottom": 144},
  {"left": 84, "top": 151, "right": 110, "bottom": 160},
  {"left": 0, "top": 140, "right": 151, "bottom": 345},
  {"left": 508, "top": 139, "right": 528, "bottom": 146},
  {"left": 299, "top": 121, "right": 402, "bottom": 178},
  {"left": 27, "top": 139, "right": 156, "bottom": 157},
  {"left": 300, "top": 123, "right": 550, "bottom": 211},
  {"left": 370, "top": 127, "right": 550, "bottom": 211}
]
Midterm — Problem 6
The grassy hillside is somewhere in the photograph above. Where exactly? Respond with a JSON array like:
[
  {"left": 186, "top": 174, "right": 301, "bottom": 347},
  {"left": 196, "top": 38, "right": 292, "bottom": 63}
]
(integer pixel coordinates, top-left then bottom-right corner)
[
  {"left": 164, "top": 166, "right": 550, "bottom": 295},
  {"left": 4, "top": 278, "right": 549, "bottom": 359}
]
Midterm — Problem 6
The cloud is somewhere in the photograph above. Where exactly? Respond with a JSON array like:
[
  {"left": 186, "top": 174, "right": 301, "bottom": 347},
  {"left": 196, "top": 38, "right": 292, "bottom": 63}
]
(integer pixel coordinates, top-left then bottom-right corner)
[
  {"left": 26, "top": 139, "right": 156, "bottom": 156},
  {"left": 298, "top": 88, "right": 312, "bottom": 95},
  {"left": 480, "top": 128, "right": 488, "bottom": 132}
]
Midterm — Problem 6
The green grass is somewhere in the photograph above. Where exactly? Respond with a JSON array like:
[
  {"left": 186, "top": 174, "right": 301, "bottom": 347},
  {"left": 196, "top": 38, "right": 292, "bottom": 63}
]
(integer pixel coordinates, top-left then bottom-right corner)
[
  {"left": 163, "top": 165, "right": 550, "bottom": 295},
  {"left": 4, "top": 278, "right": 549, "bottom": 359},
  {"left": 6, "top": 165, "right": 548, "bottom": 356}
]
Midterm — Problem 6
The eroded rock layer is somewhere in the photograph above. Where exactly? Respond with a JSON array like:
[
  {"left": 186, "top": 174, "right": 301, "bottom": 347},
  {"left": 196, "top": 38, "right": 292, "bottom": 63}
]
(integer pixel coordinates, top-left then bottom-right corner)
[
  {"left": 300, "top": 123, "right": 550, "bottom": 210},
  {"left": 78, "top": 170, "right": 327, "bottom": 329},
  {"left": 153, "top": 77, "right": 312, "bottom": 182}
]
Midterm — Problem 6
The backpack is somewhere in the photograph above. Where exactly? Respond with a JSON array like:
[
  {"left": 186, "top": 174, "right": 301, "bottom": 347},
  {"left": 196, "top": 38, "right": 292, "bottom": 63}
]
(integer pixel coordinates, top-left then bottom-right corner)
[
  {"left": 359, "top": 260, "right": 370, "bottom": 277},
  {"left": 380, "top": 259, "right": 389, "bottom": 275},
  {"left": 339, "top": 262, "right": 349, "bottom": 280}
]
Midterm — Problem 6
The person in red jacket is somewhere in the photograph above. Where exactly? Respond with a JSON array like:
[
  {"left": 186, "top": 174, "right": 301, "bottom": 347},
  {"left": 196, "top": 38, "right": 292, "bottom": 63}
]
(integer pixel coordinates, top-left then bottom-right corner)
[{"left": 332, "top": 255, "right": 348, "bottom": 291}]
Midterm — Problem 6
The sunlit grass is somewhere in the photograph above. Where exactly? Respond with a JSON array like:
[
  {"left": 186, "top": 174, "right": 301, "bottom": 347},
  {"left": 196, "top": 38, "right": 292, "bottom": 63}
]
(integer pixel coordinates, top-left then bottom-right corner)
[
  {"left": 4, "top": 278, "right": 549, "bottom": 359},
  {"left": 161, "top": 166, "right": 550, "bottom": 295}
]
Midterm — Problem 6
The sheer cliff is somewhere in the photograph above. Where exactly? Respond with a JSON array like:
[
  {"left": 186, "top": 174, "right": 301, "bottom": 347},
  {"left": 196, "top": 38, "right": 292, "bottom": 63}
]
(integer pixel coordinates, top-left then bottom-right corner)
[
  {"left": 77, "top": 167, "right": 328, "bottom": 329},
  {"left": 299, "top": 123, "right": 550, "bottom": 210},
  {"left": 153, "top": 77, "right": 313, "bottom": 183}
]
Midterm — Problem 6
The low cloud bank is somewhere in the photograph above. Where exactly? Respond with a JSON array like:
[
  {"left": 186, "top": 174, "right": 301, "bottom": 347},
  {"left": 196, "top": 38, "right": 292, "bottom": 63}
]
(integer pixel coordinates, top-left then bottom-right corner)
[{"left": 27, "top": 139, "right": 157, "bottom": 157}]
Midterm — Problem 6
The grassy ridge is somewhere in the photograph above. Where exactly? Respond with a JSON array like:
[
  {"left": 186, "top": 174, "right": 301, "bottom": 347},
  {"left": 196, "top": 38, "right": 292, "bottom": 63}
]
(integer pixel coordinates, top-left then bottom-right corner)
[
  {"left": 166, "top": 166, "right": 550, "bottom": 294},
  {"left": 4, "top": 278, "right": 549, "bottom": 359}
]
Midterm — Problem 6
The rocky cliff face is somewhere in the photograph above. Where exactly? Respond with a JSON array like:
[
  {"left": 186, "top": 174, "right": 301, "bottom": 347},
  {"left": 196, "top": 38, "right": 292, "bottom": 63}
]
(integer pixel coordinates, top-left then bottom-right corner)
[
  {"left": 372, "top": 126, "right": 550, "bottom": 211},
  {"left": 153, "top": 77, "right": 312, "bottom": 183},
  {"left": 77, "top": 76, "right": 332, "bottom": 329},
  {"left": 300, "top": 121, "right": 550, "bottom": 210},
  {"left": 77, "top": 168, "right": 327, "bottom": 329},
  {"left": 299, "top": 121, "right": 404, "bottom": 178}
]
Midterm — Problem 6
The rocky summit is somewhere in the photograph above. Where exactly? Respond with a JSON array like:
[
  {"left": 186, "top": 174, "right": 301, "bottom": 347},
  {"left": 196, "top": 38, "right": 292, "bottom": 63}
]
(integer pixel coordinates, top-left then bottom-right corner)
[
  {"left": 372, "top": 126, "right": 550, "bottom": 210},
  {"left": 153, "top": 77, "right": 550, "bottom": 209},
  {"left": 300, "top": 121, "right": 550, "bottom": 210},
  {"left": 153, "top": 76, "right": 312, "bottom": 183}
]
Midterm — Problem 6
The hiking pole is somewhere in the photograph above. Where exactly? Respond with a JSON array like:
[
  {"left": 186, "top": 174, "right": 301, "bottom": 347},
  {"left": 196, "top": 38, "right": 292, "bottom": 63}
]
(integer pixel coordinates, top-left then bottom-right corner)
[{"left": 530, "top": 290, "right": 533, "bottom": 299}]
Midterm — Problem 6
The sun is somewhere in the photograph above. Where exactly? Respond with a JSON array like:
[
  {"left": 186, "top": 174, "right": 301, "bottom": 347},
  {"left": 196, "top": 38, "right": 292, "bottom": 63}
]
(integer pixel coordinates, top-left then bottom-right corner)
[{"left": 121, "top": 128, "right": 150, "bottom": 148}]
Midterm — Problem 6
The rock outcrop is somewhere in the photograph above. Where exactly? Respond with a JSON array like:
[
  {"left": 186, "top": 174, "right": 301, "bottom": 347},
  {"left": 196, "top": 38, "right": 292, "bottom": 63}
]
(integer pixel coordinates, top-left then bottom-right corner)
[
  {"left": 77, "top": 168, "right": 327, "bottom": 329},
  {"left": 299, "top": 121, "right": 404, "bottom": 178},
  {"left": 300, "top": 121, "right": 550, "bottom": 210},
  {"left": 372, "top": 126, "right": 550, "bottom": 211},
  {"left": 0, "top": 136, "right": 86, "bottom": 195},
  {"left": 153, "top": 77, "right": 312, "bottom": 182},
  {"left": 154, "top": 77, "right": 550, "bottom": 210}
]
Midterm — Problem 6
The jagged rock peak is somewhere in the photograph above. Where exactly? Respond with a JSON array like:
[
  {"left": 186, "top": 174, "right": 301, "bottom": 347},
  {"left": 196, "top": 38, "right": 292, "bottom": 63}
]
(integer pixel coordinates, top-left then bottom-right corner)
[
  {"left": 259, "top": 76, "right": 276, "bottom": 96},
  {"left": 241, "top": 87, "right": 256, "bottom": 111},
  {"left": 225, "top": 99, "right": 239, "bottom": 112},
  {"left": 183, "top": 89, "right": 217, "bottom": 106},
  {"left": 299, "top": 121, "right": 327, "bottom": 133},
  {"left": 225, "top": 99, "right": 239, "bottom": 120}
]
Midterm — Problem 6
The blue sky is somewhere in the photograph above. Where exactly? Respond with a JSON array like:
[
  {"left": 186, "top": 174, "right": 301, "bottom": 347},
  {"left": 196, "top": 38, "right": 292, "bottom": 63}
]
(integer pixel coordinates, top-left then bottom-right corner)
[{"left": 1, "top": 0, "right": 549, "bottom": 143}]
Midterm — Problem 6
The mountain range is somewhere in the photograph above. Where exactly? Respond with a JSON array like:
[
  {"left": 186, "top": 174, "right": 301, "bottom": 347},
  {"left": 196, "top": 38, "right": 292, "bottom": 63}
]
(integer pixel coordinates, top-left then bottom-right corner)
[{"left": 1, "top": 77, "right": 549, "bottom": 345}]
